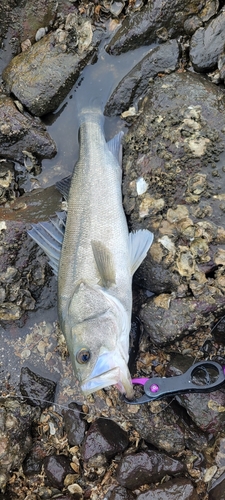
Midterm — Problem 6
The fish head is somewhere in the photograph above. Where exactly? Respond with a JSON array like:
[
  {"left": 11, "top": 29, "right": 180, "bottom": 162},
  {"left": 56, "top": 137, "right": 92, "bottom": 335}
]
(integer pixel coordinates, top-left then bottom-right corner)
[{"left": 69, "top": 310, "right": 134, "bottom": 399}]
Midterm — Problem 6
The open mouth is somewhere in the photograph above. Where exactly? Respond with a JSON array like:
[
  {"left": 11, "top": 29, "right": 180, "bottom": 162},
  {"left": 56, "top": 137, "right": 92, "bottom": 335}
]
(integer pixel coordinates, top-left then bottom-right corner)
[{"left": 81, "top": 351, "right": 134, "bottom": 398}]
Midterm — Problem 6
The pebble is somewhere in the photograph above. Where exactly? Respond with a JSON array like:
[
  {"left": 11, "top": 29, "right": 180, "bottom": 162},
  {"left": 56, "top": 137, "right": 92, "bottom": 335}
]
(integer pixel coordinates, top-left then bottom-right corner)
[
  {"left": 44, "top": 455, "right": 73, "bottom": 489},
  {"left": 63, "top": 402, "right": 87, "bottom": 446},
  {"left": 81, "top": 418, "right": 129, "bottom": 461},
  {"left": 116, "top": 450, "right": 184, "bottom": 489},
  {"left": 20, "top": 366, "right": 57, "bottom": 409}
]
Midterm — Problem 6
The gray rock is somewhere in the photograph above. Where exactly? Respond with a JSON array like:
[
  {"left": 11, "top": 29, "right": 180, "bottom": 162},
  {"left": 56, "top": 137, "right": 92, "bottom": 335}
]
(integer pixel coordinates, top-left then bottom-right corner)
[
  {"left": 140, "top": 294, "right": 225, "bottom": 345},
  {"left": 123, "top": 403, "right": 185, "bottom": 454},
  {"left": 183, "top": 16, "right": 203, "bottom": 36},
  {"left": 136, "top": 478, "right": 198, "bottom": 500},
  {"left": 122, "top": 71, "right": 225, "bottom": 341},
  {"left": 190, "top": 10, "right": 225, "bottom": 72},
  {"left": 107, "top": 0, "right": 209, "bottom": 54},
  {"left": 116, "top": 450, "right": 185, "bottom": 489},
  {"left": 81, "top": 418, "right": 129, "bottom": 461},
  {"left": 105, "top": 40, "right": 179, "bottom": 116},
  {"left": 0, "top": 95, "right": 56, "bottom": 163},
  {"left": 3, "top": 22, "right": 96, "bottom": 116}
]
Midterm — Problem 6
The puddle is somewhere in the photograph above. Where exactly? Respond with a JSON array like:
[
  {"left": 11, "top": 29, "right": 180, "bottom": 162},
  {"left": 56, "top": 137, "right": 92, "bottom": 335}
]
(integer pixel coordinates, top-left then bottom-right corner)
[{"left": 26, "top": 36, "right": 157, "bottom": 190}]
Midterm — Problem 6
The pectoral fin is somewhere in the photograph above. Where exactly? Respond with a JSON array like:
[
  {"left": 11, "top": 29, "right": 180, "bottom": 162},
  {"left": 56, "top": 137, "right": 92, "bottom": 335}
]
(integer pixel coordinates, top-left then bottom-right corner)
[
  {"left": 129, "top": 229, "right": 154, "bottom": 275},
  {"left": 91, "top": 240, "right": 116, "bottom": 287}
]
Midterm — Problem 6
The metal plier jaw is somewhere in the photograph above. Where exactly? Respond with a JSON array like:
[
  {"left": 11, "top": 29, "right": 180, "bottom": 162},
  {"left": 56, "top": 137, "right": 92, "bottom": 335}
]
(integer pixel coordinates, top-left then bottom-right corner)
[{"left": 124, "top": 361, "right": 225, "bottom": 404}]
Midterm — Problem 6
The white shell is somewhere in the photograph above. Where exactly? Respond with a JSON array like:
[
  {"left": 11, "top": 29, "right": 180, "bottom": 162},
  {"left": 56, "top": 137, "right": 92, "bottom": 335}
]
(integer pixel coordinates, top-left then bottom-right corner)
[
  {"left": 35, "top": 27, "right": 48, "bottom": 42},
  {"left": 136, "top": 176, "right": 148, "bottom": 195}
]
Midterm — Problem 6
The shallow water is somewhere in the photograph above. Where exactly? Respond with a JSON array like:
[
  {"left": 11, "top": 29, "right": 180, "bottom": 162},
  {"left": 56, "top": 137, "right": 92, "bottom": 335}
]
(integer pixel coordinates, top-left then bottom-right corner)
[{"left": 28, "top": 35, "right": 156, "bottom": 190}]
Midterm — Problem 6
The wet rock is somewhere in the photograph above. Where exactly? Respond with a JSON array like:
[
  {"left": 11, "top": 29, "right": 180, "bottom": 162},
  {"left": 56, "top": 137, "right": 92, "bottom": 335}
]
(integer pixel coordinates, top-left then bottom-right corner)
[
  {"left": 123, "top": 403, "right": 185, "bottom": 454},
  {"left": 0, "top": 398, "right": 40, "bottom": 492},
  {"left": 44, "top": 454, "right": 72, "bottom": 489},
  {"left": 209, "top": 474, "right": 225, "bottom": 500},
  {"left": 23, "top": 442, "right": 47, "bottom": 476},
  {"left": 63, "top": 402, "right": 88, "bottom": 446},
  {"left": 81, "top": 418, "right": 129, "bottom": 461},
  {"left": 0, "top": 218, "right": 58, "bottom": 325},
  {"left": 190, "top": 10, "right": 225, "bottom": 72},
  {"left": 20, "top": 366, "right": 57, "bottom": 408},
  {"left": 107, "top": 0, "right": 208, "bottom": 54},
  {"left": 116, "top": 450, "right": 184, "bottom": 489},
  {"left": 140, "top": 293, "right": 225, "bottom": 345},
  {"left": 0, "top": 95, "right": 56, "bottom": 163},
  {"left": 3, "top": 16, "right": 96, "bottom": 117},
  {"left": 167, "top": 356, "right": 225, "bottom": 433},
  {"left": 122, "top": 71, "right": 225, "bottom": 336},
  {"left": 176, "top": 385, "right": 225, "bottom": 434},
  {"left": 106, "top": 486, "right": 135, "bottom": 500},
  {"left": 184, "top": 16, "right": 203, "bottom": 36},
  {"left": 19, "top": 0, "right": 56, "bottom": 44},
  {"left": 0, "top": 161, "right": 15, "bottom": 205},
  {"left": 136, "top": 477, "right": 198, "bottom": 500},
  {"left": 105, "top": 40, "right": 179, "bottom": 116}
]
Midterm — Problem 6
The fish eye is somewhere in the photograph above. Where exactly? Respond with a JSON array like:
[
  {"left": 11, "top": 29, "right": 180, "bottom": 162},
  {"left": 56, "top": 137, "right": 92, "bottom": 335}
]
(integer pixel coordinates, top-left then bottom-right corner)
[{"left": 76, "top": 348, "right": 91, "bottom": 364}]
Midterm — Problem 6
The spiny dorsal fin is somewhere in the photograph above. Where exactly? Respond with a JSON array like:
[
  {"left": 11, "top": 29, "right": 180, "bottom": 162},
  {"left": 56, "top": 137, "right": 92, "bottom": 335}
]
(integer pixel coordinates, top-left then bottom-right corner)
[
  {"left": 91, "top": 240, "right": 116, "bottom": 288},
  {"left": 129, "top": 229, "right": 154, "bottom": 275}
]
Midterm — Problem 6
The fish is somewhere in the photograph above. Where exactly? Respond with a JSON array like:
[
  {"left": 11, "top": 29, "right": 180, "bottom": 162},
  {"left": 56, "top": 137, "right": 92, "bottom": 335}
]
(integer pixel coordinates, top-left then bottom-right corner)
[{"left": 28, "top": 108, "right": 153, "bottom": 399}]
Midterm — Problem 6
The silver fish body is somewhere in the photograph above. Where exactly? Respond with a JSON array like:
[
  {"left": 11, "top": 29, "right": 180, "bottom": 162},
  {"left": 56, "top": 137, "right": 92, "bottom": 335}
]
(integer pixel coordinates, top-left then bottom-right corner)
[{"left": 28, "top": 108, "right": 153, "bottom": 398}]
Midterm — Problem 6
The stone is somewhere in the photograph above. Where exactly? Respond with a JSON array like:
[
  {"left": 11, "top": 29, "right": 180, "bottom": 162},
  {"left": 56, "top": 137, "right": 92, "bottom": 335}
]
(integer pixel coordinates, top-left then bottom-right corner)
[
  {"left": 44, "top": 455, "right": 72, "bottom": 489},
  {"left": 81, "top": 418, "right": 129, "bottom": 461},
  {"left": 116, "top": 450, "right": 184, "bottom": 489},
  {"left": 136, "top": 478, "right": 198, "bottom": 500},
  {"left": 107, "top": 0, "right": 209, "bottom": 54},
  {"left": 105, "top": 40, "right": 179, "bottom": 116},
  {"left": 209, "top": 475, "right": 225, "bottom": 500},
  {"left": 20, "top": 366, "right": 57, "bottom": 409},
  {"left": 190, "top": 10, "right": 225, "bottom": 72},
  {"left": 0, "top": 95, "right": 56, "bottom": 163},
  {"left": 63, "top": 402, "right": 87, "bottom": 446},
  {"left": 3, "top": 22, "right": 96, "bottom": 116}
]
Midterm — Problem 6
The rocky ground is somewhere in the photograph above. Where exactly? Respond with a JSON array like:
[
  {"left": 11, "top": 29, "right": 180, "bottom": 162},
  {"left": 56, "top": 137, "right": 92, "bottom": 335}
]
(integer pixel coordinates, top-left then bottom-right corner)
[{"left": 0, "top": 0, "right": 225, "bottom": 499}]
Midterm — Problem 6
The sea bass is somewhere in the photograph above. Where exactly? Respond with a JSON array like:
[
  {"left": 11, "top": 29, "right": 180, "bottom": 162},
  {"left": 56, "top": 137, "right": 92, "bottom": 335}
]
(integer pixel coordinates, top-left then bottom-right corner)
[{"left": 28, "top": 108, "right": 153, "bottom": 399}]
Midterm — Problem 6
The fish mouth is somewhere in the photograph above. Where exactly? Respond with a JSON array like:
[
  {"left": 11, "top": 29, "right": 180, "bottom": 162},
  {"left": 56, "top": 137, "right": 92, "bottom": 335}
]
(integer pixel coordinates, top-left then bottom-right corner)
[{"left": 81, "top": 351, "right": 134, "bottom": 399}]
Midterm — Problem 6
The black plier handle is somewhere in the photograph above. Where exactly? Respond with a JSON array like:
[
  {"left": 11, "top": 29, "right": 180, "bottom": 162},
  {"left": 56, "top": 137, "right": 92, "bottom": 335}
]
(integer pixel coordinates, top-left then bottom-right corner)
[{"left": 124, "top": 361, "right": 225, "bottom": 404}]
